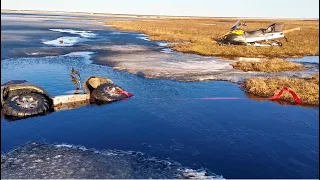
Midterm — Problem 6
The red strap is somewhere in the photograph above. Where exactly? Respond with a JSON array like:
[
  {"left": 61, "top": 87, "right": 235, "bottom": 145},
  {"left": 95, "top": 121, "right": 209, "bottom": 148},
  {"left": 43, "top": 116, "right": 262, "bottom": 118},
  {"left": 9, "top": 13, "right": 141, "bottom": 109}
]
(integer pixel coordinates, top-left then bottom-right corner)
[
  {"left": 118, "top": 90, "right": 133, "bottom": 97},
  {"left": 267, "top": 87, "right": 302, "bottom": 104}
]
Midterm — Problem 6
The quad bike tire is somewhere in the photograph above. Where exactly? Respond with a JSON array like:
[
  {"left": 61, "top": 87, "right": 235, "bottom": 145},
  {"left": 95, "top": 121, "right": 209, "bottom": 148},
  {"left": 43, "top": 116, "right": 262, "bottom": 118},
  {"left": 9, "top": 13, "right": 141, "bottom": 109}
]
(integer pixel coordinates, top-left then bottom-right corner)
[
  {"left": 2, "top": 92, "right": 51, "bottom": 119},
  {"left": 90, "top": 83, "right": 128, "bottom": 104}
]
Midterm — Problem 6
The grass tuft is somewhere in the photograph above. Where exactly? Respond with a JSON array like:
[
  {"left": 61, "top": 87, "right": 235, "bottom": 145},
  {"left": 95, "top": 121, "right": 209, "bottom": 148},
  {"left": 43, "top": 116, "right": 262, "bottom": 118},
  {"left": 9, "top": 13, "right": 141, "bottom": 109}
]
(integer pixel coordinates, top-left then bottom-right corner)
[
  {"left": 232, "top": 59, "right": 305, "bottom": 72},
  {"left": 242, "top": 74, "right": 319, "bottom": 105}
]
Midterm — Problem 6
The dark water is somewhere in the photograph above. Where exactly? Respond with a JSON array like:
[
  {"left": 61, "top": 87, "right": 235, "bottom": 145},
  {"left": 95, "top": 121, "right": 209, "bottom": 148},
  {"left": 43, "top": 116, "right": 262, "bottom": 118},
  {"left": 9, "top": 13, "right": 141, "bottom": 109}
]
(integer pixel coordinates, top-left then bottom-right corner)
[
  {"left": 1, "top": 51, "right": 319, "bottom": 178},
  {"left": 1, "top": 14, "right": 319, "bottom": 179}
]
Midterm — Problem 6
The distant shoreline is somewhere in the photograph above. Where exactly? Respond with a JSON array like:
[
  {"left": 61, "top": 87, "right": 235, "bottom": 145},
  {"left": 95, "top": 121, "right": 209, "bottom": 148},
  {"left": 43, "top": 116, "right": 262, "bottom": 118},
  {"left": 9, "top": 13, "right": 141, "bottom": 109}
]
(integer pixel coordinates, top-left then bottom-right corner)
[{"left": 1, "top": 9, "right": 319, "bottom": 21}]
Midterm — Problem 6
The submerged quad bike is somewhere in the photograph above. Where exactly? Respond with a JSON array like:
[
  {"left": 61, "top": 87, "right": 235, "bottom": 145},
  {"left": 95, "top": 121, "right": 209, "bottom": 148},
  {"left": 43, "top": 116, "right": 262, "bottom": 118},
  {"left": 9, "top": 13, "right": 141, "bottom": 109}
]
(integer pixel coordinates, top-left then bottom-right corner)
[
  {"left": 215, "top": 20, "right": 301, "bottom": 46},
  {"left": 1, "top": 74, "right": 133, "bottom": 120}
]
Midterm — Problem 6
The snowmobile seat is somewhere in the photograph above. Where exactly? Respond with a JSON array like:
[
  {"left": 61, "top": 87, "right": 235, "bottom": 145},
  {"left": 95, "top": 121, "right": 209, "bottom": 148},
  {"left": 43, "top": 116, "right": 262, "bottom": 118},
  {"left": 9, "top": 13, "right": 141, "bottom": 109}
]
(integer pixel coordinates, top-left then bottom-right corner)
[
  {"left": 244, "top": 23, "right": 284, "bottom": 37},
  {"left": 244, "top": 29, "right": 265, "bottom": 37}
]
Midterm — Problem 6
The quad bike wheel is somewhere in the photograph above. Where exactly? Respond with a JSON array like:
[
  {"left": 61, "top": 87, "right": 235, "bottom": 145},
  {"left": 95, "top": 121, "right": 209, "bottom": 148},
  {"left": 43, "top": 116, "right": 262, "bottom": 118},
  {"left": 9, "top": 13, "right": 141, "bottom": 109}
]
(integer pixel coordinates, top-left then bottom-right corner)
[
  {"left": 2, "top": 92, "right": 51, "bottom": 119},
  {"left": 90, "top": 83, "right": 129, "bottom": 104}
]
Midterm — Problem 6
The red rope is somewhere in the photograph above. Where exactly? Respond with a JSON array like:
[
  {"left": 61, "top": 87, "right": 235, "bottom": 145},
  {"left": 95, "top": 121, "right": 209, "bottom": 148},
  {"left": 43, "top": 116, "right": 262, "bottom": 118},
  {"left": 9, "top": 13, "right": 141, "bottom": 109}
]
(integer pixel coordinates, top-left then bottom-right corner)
[
  {"left": 152, "top": 88, "right": 303, "bottom": 105},
  {"left": 118, "top": 90, "right": 134, "bottom": 97},
  {"left": 267, "top": 87, "right": 302, "bottom": 104}
]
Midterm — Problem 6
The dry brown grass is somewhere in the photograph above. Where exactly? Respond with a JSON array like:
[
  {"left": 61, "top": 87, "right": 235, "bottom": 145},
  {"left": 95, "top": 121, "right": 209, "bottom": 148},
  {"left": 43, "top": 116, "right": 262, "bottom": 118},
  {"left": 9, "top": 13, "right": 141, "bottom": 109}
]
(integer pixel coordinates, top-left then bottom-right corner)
[
  {"left": 242, "top": 74, "right": 319, "bottom": 105},
  {"left": 232, "top": 59, "right": 305, "bottom": 72},
  {"left": 106, "top": 18, "right": 319, "bottom": 58}
]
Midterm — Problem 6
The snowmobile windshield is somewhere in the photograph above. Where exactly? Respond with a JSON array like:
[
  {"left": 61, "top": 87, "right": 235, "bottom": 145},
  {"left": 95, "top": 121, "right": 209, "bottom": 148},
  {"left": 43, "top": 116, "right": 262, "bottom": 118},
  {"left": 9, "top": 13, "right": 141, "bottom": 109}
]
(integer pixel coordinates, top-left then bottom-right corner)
[
  {"left": 230, "top": 20, "right": 241, "bottom": 31},
  {"left": 265, "top": 23, "right": 284, "bottom": 33}
]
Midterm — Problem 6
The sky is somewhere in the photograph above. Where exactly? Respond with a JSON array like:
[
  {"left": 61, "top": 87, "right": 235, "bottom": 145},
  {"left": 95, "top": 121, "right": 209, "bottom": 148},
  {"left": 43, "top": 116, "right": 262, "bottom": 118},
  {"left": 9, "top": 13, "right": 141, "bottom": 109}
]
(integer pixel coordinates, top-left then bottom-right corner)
[{"left": 1, "top": 0, "right": 319, "bottom": 19}]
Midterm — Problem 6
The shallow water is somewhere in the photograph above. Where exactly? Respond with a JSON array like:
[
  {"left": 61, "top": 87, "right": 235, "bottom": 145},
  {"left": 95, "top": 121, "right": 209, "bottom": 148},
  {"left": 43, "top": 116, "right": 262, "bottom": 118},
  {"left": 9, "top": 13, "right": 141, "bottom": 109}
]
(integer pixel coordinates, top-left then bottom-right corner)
[
  {"left": 288, "top": 56, "right": 320, "bottom": 64},
  {"left": 1, "top": 13, "right": 319, "bottom": 179}
]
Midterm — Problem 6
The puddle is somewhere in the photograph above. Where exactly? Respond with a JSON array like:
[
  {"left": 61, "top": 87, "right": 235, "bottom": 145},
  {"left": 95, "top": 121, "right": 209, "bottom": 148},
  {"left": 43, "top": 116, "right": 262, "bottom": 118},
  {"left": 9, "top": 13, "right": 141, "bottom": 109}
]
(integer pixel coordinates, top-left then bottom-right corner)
[{"left": 288, "top": 56, "right": 319, "bottom": 64}]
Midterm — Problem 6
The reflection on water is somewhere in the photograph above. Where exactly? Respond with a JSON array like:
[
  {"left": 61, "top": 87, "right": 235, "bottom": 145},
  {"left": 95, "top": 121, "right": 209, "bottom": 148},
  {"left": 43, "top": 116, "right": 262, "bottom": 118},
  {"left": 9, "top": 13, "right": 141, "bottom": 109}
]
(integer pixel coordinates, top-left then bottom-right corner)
[{"left": 1, "top": 52, "right": 319, "bottom": 178}]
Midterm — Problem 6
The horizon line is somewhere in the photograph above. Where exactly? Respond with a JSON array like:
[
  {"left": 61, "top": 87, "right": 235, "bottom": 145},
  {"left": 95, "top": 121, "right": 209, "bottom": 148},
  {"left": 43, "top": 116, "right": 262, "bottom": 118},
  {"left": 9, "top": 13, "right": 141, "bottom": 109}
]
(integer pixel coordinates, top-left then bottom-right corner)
[{"left": 1, "top": 9, "right": 319, "bottom": 20}]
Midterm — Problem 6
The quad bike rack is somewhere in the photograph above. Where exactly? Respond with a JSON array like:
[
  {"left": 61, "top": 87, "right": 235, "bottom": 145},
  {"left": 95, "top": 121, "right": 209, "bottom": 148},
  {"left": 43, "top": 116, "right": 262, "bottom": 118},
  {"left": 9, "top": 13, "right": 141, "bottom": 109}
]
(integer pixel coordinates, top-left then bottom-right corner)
[{"left": 1, "top": 68, "right": 133, "bottom": 120}]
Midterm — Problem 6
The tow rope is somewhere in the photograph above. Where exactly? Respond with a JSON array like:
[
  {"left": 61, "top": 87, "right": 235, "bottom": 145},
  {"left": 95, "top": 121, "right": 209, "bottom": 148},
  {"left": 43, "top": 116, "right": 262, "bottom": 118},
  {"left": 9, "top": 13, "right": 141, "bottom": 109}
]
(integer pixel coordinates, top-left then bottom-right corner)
[
  {"left": 266, "top": 87, "right": 302, "bottom": 104},
  {"left": 153, "top": 88, "right": 303, "bottom": 105},
  {"left": 119, "top": 90, "right": 134, "bottom": 97},
  {"left": 118, "top": 87, "right": 302, "bottom": 105}
]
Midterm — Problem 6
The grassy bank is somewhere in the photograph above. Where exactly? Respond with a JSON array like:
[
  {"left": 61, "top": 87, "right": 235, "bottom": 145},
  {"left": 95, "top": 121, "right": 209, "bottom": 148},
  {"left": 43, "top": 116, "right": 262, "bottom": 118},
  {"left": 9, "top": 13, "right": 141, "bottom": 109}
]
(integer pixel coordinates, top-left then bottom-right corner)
[
  {"left": 242, "top": 74, "right": 319, "bottom": 106},
  {"left": 106, "top": 18, "right": 319, "bottom": 58},
  {"left": 232, "top": 59, "right": 305, "bottom": 72}
]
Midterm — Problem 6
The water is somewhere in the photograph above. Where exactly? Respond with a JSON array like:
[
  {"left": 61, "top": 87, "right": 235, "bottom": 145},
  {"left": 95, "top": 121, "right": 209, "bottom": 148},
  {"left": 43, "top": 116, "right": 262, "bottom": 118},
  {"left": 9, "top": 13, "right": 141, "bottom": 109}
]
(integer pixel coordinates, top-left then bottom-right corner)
[
  {"left": 1, "top": 51, "right": 319, "bottom": 178},
  {"left": 288, "top": 56, "right": 320, "bottom": 64},
  {"left": 1, "top": 13, "right": 319, "bottom": 179}
]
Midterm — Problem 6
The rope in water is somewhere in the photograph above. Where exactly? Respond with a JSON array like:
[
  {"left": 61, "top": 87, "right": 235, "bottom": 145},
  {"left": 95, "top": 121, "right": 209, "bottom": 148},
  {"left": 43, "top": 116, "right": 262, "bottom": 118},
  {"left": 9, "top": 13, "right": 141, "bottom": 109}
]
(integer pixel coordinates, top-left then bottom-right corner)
[{"left": 151, "top": 88, "right": 302, "bottom": 105}]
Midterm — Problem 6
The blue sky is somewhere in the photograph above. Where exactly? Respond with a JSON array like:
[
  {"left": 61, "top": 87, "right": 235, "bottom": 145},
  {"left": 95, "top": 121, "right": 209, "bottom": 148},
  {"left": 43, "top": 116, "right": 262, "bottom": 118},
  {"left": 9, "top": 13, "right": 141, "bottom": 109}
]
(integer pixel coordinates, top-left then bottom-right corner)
[{"left": 1, "top": 0, "right": 319, "bottom": 18}]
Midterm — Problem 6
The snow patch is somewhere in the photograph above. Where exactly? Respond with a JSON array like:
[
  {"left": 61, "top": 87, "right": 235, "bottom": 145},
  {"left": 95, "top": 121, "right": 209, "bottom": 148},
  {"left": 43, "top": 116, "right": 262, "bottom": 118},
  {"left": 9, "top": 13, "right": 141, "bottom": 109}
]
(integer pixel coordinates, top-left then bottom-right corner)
[
  {"left": 49, "top": 29, "right": 96, "bottom": 38},
  {"left": 161, "top": 48, "right": 174, "bottom": 53},
  {"left": 137, "top": 36, "right": 150, "bottom": 41},
  {"left": 136, "top": 33, "right": 150, "bottom": 41},
  {"left": 43, "top": 29, "right": 97, "bottom": 47},
  {"left": 157, "top": 42, "right": 168, "bottom": 47},
  {"left": 42, "top": 36, "right": 82, "bottom": 46}
]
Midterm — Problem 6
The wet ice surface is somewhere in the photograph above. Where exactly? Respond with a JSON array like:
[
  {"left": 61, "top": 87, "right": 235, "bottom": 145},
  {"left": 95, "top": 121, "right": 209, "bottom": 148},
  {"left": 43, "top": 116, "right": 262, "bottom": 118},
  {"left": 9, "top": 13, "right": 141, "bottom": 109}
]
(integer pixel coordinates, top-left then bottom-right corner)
[
  {"left": 96, "top": 44, "right": 319, "bottom": 82},
  {"left": 1, "top": 142, "right": 222, "bottom": 179},
  {"left": 103, "top": 33, "right": 318, "bottom": 82}
]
